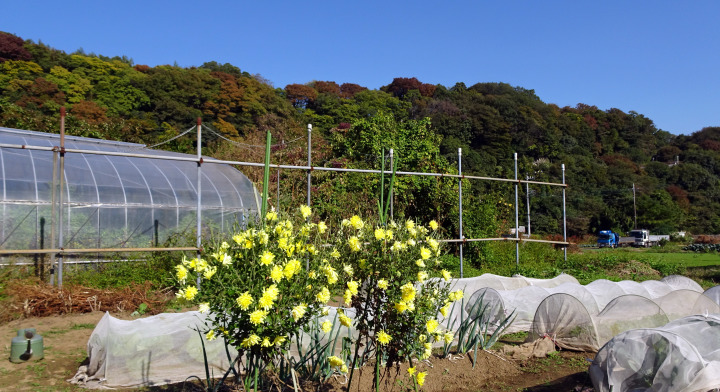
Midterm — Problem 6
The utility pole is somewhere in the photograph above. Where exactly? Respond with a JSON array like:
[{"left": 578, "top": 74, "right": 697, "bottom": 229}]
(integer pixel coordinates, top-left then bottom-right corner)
[{"left": 632, "top": 183, "right": 637, "bottom": 229}]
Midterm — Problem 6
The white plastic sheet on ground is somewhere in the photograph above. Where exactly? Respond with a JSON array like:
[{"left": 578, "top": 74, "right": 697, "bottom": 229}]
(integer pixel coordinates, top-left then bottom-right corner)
[{"left": 590, "top": 314, "right": 720, "bottom": 392}]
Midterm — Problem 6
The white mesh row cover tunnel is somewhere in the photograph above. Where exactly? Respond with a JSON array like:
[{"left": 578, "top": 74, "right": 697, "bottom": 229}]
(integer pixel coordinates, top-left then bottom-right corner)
[
  {"left": 704, "top": 285, "right": 720, "bottom": 306},
  {"left": 527, "top": 289, "right": 720, "bottom": 351},
  {"left": 590, "top": 314, "right": 720, "bottom": 392},
  {"left": 444, "top": 276, "right": 707, "bottom": 336},
  {"left": 74, "top": 308, "right": 363, "bottom": 388},
  {"left": 73, "top": 274, "right": 568, "bottom": 388}
]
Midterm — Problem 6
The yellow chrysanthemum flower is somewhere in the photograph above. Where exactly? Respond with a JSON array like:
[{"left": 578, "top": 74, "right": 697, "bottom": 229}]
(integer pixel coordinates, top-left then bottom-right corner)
[
  {"left": 203, "top": 266, "right": 217, "bottom": 280},
  {"left": 417, "top": 371, "right": 427, "bottom": 386},
  {"left": 407, "top": 367, "right": 416, "bottom": 376},
  {"left": 221, "top": 253, "right": 232, "bottom": 266},
  {"left": 175, "top": 265, "right": 188, "bottom": 283},
  {"left": 394, "top": 301, "right": 409, "bottom": 313},
  {"left": 259, "top": 251, "right": 275, "bottom": 266},
  {"left": 374, "top": 228, "right": 385, "bottom": 241},
  {"left": 343, "top": 264, "right": 354, "bottom": 276},
  {"left": 429, "top": 220, "right": 439, "bottom": 230},
  {"left": 348, "top": 236, "right": 361, "bottom": 252},
  {"left": 272, "top": 336, "right": 287, "bottom": 347},
  {"left": 321, "top": 320, "right": 333, "bottom": 333},
  {"left": 426, "top": 319, "right": 439, "bottom": 333},
  {"left": 347, "top": 280, "right": 359, "bottom": 295},
  {"left": 442, "top": 269, "right": 452, "bottom": 281},
  {"left": 261, "top": 337, "right": 272, "bottom": 347},
  {"left": 416, "top": 259, "right": 426, "bottom": 268},
  {"left": 270, "top": 265, "right": 284, "bottom": 283},
  {"left": 241, "top": 334, "right": 260, "bottom": 348},
  {"left": 340, "top": 364, "right": 348, "bottom": 373},
  {"left": 317, "top": 221, "right": 327, "bottom": 234},
  {"left": 420, "top": 247, "right": 432, "bottom": 260},
  {"left": 265, "top": 210, "right": 278, "bottom": 221},
  {"left": 449, "top": 290, "right": 464, "bottom": 302},
  {"left": 339, "top": 312, "right": 352, "bottom": 327},
  {"left": 291, "top": 303, "right": 307, "bottom": 322},
  {"left": 330, "top": 248, "right": 340, "bottom": 258},
  {"left": 427, "top": 238, "right": 439, "bottom": 251},
  {"left": 316, "top": 287, "right": 331, "bottom": 304},
  {"left": 249, "top": 309, "right": 268, "bottom": 325},
  {"left": 236, "top": 291, "right": 253, "bottom": 310},
  {"left": 284, "top": 258, "right": 301, "bottom": 279},
  {"left": 343, "top": 289, "right": 353, "bottom": 306},
  {"left": 184, "top": 285, "right": 198, "bottom": 301},
  {"left": 440, "top": 303, "right": 450, "bottom": 318},
  {"left": 195, "top": 258, "right": 208, "bottom": 272},
  {"left": 258, "top": 296, "right": 274, "bottom": 310},
  {"left": 349, "top": 215, "right": 364, "bottom": 229},
  {"left": 377, "top": 330, "right": 392, "bottom": 345},
  {"left": 400, "top": 282, "right": 416, "bottom": 302},
  {"left": 444, "top": 332, "right": 454, "bottom": 344},
  {"left": 300, "top": 205, "right": 312, "bottom": 219},
  {"left": 198, "top": 303, "right": 210, "bottom": 313},
  {"left": 377, "top": 279, "right": 388, "bottom": 290},
  {"left": 328, "top": 355, "right": 344, "bottom": 367},
  {"left": 405, "top": 220, "right": 415, "bottom": 230},
  {"left": 417, "top": 271, "right": 428, "bottom": 282}
]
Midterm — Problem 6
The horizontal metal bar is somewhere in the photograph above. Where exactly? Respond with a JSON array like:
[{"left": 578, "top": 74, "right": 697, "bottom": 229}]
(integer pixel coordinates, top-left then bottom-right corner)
[
  {"left": 0, "top": 247, "right": 198, "bottom": 255},
  {"left": 0, "top": 142, "right": 567, "bottom": 187},
  {"left": 442, "top": 237, "right": 569, "bottom": 245}
]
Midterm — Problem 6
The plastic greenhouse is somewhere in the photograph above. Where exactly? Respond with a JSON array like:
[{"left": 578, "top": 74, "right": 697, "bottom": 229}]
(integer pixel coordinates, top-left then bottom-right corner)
[
  {"left": 0, "top": 127, "right": 259, "bottom": 262},
  {"left": 590, "top": 314, "right": 720, "bottom": 392}
]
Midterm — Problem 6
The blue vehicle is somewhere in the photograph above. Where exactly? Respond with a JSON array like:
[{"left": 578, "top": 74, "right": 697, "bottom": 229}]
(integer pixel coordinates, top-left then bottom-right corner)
[{"left": 597, "top": 230, "right": 620, "bottom": 248}]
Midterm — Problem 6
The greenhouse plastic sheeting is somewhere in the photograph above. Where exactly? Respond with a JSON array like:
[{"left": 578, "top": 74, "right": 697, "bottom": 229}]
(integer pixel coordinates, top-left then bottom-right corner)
[
  {"left": 0, "top": 127, "right": 258, "bottom": 256},
  {"left": 590, "top": 314, "right": 720, "bottom": 392}
]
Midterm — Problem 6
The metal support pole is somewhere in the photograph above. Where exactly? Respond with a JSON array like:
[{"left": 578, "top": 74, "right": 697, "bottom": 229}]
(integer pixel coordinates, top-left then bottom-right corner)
[
  {"left": 458, "top": 148, "right": 464, "bottom": 278},
  {"left": 389, "top": 149, "right": 394, "bottom": 221},
  {"left": 57, "top": 108, "right": 66, "bottom": 288},
  {"left": 196, "top": 118, "right": 202, "bottom": 288},
  {"left": 526, "top": 175, "right": 531, "bottom": 237},
  {"left": 514, "top": 153, "right": 519, "bottom": 270},
  {"left": 307, "top": 124, "right": 312, "bottom": 207},
  {"left": 562, "top": 164, "right": 567, "bottom": 261}
]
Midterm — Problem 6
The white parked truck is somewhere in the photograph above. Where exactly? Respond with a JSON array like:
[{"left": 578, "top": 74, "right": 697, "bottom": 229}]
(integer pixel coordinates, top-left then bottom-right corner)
[{"left": 629, "top": 229, "right": 670, "bottom": 247}]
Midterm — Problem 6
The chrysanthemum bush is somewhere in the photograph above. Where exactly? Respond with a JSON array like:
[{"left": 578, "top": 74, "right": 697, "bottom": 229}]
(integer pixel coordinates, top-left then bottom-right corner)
[
  {"left": 174, "top": 207, "right": 461, "bottom": 390},
  {"left": 175, "top": 206, "right": 340, "bottom": 388},
  {"left": 328, "top": 216, "right": 462, "bottom": 389}
]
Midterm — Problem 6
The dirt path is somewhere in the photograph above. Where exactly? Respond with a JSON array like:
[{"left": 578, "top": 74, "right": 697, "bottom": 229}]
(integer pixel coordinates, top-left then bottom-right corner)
[{"left": 0, "top": 312, "right": 595, "bottom": 392}]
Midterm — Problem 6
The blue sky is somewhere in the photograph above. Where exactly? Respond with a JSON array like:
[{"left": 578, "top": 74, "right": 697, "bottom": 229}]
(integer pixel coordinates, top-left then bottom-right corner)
[{"left": 4, "top": 1, "right": 719, "bottom": 135}]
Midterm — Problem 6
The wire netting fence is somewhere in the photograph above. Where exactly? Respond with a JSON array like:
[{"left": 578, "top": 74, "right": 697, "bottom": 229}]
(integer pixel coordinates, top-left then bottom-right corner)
[{"left": 0, "top": 118, "right": 568, "bottom": 287}]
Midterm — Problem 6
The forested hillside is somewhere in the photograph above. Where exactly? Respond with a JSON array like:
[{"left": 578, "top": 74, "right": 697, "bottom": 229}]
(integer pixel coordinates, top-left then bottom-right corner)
[{"left": 2, "top": 31, "right": 719, "bottom": 247}]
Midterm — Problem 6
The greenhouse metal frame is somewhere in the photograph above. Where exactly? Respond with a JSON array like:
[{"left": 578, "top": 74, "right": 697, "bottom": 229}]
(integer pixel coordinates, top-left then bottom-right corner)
[{"left": 0, "top": 115, "right": 569, "bottom": 286}]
